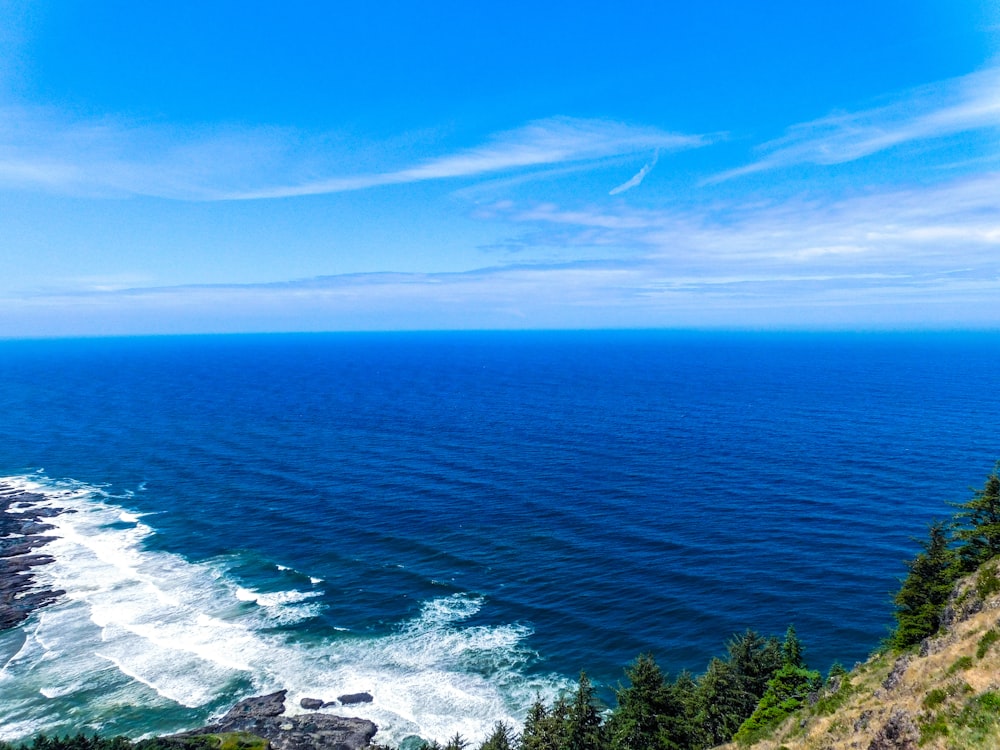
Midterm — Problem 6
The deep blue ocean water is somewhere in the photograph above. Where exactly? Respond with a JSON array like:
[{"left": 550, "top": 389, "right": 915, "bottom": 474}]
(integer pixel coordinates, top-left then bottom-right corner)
[{"left": 1, "top": 331, "right": 998, "bottom": 745}]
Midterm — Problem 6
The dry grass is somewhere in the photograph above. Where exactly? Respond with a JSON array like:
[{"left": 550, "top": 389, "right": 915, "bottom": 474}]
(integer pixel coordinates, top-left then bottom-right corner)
[{"left": 717, "top": 565, "right": 1000, "bottom": 750}]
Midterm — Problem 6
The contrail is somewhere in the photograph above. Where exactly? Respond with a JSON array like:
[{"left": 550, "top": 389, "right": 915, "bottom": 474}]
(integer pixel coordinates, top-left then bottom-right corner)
[{"left": 609, "top": 150, "right": 659, "bottom": 195}]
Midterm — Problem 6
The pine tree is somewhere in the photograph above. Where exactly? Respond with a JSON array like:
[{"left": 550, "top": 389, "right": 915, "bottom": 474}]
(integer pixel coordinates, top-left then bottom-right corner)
[
  {"left": 522, "top": 696, "right": 570, "bottom": 750},
  {"left": 478, "top": 722, "right": 516, "bottom": 750},
  {"left": 781, "top": 624, "right": 804, "bottom": 668},
  {"left": 608, "top": 654, "right": 671, "bottom": 750},
  {"left": 566, "top": 672, "right": 605, "bottom": 750},
  {"left": 667, "top": 671, "right": 702, "bottom": 749},
  {"left": 725, "top": 629, "right": 783, "bottom": 720},
  {"left": 731, "top": 662, "right": 821, "bottom": 745},
  {"left": 890, "top": 520, "right": 957, "bottom": 650},
  {"left": 520, "top": 698, "right": 550, "bottom": 750},
  {"left": 692, "top": 657, "right": 742, "bottom": 747},
  {"left": 952, "top": 463, "right": 1000, "bottom": 570}
]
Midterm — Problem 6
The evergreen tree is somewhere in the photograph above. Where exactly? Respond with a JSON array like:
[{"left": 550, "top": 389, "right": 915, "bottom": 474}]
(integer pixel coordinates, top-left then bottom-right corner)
[
  {"left": 781, "top": 625, "right": 803, "bottom": 668},
  {"left": 667, "top": 670, "right": 702, "bottom": 749},
  {"left": 692, "top": 657, "right": 742, "bottom": 747},
  {"left": 521, "top": 699, "right": 552, "bottom": 750},
  {"left": 731, "top": 663, "right": 821, "bottom": 745},
  {"left": 890, "top": 520, "right": 957, "bottom": 650},
  {"left": 608, "top": 654, "right": 682, "bottom": 750},
  {"left": 725, "top": 630, "right": 784, "bottom": 721},
  {"left": 566, "top": 672, "right": 605, "bottom": 750},
  {"left": 478, "top": 722, "right": 516, "bottom": 750},
  {"left": 726, "top": 629, "right": 783, "bottom": 702},
  {"left": 522, "top": 696, "right": 570, "bottom": 750},
  {"left": 952, "top": 463, "right": 1000, "bottom": 570}
]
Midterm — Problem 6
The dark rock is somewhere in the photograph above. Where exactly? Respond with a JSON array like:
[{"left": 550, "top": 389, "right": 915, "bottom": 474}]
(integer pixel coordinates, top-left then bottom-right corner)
[
  {"left": 0, "top": 483, "right": 70, "bottom": 631},
  {"left": 867, "top": 708, "right": 918, "bottom": 750},
  {"left": 300, "top": 697, "right": 325, "bottom": 710},
  {"left": 176, "top": 690, "right": 378, "bottom": 750},
  {"left": 221, "top": 690, "right": 289, "bottom": 720},
  {"left": 0, "top": 536, "right": 57, "bottom": 558},
  {"left": 338, "top": 692, "right": 373, "bottom": 705},
  {"left": 940, "top": 604, "right": 956, "bottom": 630},
  {"left": 881, "top": 655, "right": 909, "bottom": 692},
  {"left": 854, "top": 709, "right": 873, "bottom": 732}
]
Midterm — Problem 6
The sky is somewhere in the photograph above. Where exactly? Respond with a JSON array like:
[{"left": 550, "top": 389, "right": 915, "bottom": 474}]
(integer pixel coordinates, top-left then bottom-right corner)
[{"left": 1, "top": 0, "right": 999, "bottom": 336}]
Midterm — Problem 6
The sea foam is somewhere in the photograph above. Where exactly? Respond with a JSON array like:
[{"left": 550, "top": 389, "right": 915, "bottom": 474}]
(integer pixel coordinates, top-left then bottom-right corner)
[{"left": 0, "top": 475, "right": 562, "bottom": 745}]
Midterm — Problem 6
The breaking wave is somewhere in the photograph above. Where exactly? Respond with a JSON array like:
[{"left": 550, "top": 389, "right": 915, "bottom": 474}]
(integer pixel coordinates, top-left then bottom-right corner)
[{"left": 0, "top": 475, "right": 562, "bottom": 746}]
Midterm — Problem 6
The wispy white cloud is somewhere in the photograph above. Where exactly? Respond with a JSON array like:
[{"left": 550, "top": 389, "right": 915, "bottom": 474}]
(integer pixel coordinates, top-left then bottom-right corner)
[
  {"left": 487, "top": 171, "right": 1000, "bottom": 284},
  {"left": 609, "top": 150, "right": 659, "bottom": 195},
  {"left": 0, "top": 107, "right": 706, "bottom": 200},
  {"left": 711, "top": 66, "right": 1000, "bottom": 182},
  {"left": 222, "top": 119, "right": 702, "bottom": 199},
  {"left": 6, "top": 171, "right": 999, "bottom": 334},
  {"left": 0, "top": 105, "right": 307, "bottom": 199}
]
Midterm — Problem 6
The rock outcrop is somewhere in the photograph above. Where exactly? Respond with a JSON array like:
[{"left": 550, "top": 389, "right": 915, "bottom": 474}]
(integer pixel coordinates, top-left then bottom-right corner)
[
  {"left": 718, "top": 559, "right": 1000, "bottom": 750},
  {"left": 173, "top": 691, "right": 378, "bottom": 750},
  {"left": 0, "top": 484, "right": 67, "bottom": 629},
  {"left": 337, "top": 692, "right": 374, "bottom": 706}
]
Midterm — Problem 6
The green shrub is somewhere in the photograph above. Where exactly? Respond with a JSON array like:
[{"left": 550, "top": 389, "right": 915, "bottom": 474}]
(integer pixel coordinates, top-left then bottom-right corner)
[
  {"left": 813, "top": 677, "right": 853, "bottom": 716},
  {"left": 955, "top": 691, "right": 1000, "bottom": 733},
  {"left": 975, "top": 628, "right": 998, "bottom": 659},
  {"left": 975, "top": 563, "right": 1000, "bottom": 598},
  {"left": 918, "top": 712, "right": 950, "bottom": 743},
  {"left": 923, "top": 688, "right": 948, "bottom": 710},
  {"left": 732, "top": 664, "right": 821, "bottom": 745},
  {"left": 947, "top": 655, "right": 973, "bottom": 673}
]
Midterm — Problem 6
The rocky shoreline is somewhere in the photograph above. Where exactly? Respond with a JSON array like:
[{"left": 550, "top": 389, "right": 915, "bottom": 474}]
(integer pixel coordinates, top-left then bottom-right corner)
[
  {"left": 0, "top": 482, "right": 66, "bottom": 630},
  {"left": 170, "top": 691, "right": 379, "bottom": 750},
  {"left": 0, "top": 482, "right": 380, "bottom": 750}
]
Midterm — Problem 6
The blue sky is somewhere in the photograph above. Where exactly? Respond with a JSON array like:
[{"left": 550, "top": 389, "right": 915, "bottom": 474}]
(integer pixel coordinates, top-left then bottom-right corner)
[{"left": 1, "top": 0, "right": 998, "bottom": 335}]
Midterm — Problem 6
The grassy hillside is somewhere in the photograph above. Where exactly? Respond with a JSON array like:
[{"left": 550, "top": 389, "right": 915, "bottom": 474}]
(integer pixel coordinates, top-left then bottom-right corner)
[{"left": 721, "top": 557, "right": 1000, "bottom": 750}]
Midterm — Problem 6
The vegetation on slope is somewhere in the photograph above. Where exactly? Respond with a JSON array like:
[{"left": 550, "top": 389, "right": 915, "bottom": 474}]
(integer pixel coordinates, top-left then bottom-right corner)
[{"left": 720, "top": 462, "right": 1000, "bottom": 750}]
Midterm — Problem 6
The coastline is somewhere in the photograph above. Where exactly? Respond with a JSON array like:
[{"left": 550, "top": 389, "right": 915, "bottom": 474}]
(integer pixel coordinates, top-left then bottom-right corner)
[
  {"left": 0, "top": 481, "right": 65, "bottom": 630},
  {"left": 168, "top": 691, "right": 378, "bottom": 750},
  {"left": 0, "top": 485, "right": 380, "bottom": 750}
]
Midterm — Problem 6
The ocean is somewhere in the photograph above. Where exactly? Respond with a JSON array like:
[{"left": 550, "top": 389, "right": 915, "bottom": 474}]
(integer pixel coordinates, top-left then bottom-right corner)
[{"left": 1, "top": 331, "right": 998, "bottom": 746}]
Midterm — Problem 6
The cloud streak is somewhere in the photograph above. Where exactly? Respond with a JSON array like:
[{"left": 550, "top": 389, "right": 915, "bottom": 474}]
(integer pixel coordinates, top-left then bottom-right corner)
[
  {"left": 711, "top": 66, "right": 1000, "bottom": 182},
  {"left": 486, "top": 170, "right": 1000, "bottom": 283},
  {"left": 226, "top": 119, "right": 703, "bottom": 200},
  {"left": 6, "top": 171, "right": 998, "bottom": 334},
  {"left": 0, "top": 108, "right": 706, "bottom": 201}
]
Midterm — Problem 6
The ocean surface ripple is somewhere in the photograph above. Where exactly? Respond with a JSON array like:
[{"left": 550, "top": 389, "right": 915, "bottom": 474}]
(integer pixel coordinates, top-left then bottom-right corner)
[{"left": 0, "top": 331, "right": 998, "bottom": 744}]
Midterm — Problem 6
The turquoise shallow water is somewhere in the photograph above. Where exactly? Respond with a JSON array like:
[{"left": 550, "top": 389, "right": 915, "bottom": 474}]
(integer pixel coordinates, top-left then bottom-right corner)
[{"left": 0, "top": 331, "right": 998, "bottom": 744}]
